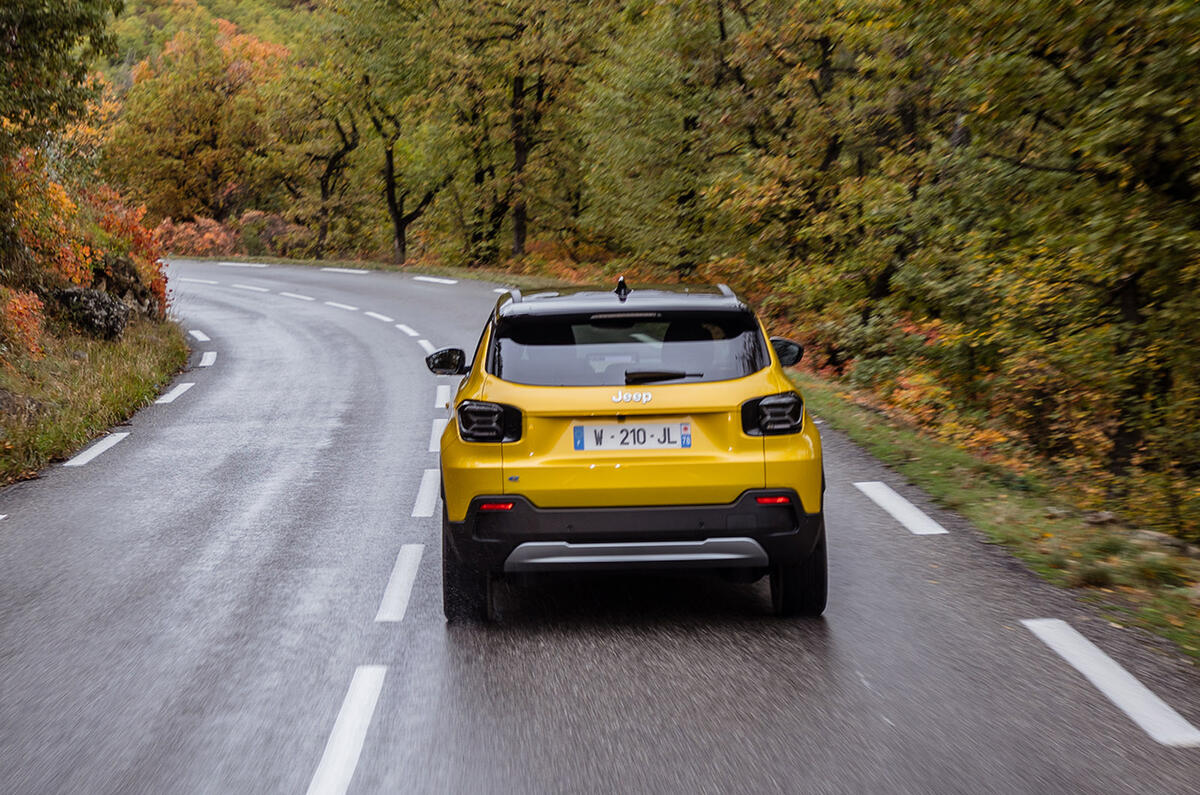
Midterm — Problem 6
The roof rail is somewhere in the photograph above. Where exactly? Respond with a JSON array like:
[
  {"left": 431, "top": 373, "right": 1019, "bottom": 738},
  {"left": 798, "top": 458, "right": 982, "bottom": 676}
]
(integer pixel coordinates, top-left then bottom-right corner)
[
  {"left": 507, "top": 287, "right": 522, "bottom": 303},
  {"left": 717, "top": 283, "right": 735, "bottom": 297}
]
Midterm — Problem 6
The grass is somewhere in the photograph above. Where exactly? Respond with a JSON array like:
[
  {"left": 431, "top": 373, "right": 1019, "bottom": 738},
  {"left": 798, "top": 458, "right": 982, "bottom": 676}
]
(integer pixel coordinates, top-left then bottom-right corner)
[
  {"left": 793, "top": 371, "right": 1200, "bottom": 664},
  {"left": 0, "top": 317, "right": 189, "bottom": 481}
]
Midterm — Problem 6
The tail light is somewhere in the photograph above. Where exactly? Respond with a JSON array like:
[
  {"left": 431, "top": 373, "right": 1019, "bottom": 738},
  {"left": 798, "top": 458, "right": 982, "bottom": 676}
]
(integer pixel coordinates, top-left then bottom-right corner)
[
  {"left": 479, "top": 502, "right": 515, "bottom": 511},
  {"left": 741, "top": 392, "right": 804, "bottom": 436},
  {"left": 756, "top": 495, "right": 791, "bottom": 505},
  {"left": 457, "top": 400, "right": 522, "bottom": 442}
]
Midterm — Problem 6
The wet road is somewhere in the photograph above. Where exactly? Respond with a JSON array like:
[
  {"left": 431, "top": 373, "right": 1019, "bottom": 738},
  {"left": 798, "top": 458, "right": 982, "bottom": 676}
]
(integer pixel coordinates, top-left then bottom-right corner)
[{"left": 1, "top": 260, "right": 1198, "bottom": 794}]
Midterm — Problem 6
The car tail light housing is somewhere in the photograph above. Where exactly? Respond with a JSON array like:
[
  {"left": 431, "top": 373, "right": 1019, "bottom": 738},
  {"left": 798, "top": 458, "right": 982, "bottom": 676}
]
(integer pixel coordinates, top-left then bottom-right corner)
[
  {"left": 741, "top": 392, "right": 804, "bottom": 436},
  {"left": 457, "top": 400, "right": 522, "bottom": 443}
]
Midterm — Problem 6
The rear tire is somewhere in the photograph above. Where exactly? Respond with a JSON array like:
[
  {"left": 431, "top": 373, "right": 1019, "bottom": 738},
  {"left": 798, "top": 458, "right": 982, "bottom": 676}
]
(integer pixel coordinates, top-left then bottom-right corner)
[
  {"left": 442, "top": 521, "right": 493, "bottom": 622},
  {"left": 770, "top": 528, "right": 827, "bottom": 617}
]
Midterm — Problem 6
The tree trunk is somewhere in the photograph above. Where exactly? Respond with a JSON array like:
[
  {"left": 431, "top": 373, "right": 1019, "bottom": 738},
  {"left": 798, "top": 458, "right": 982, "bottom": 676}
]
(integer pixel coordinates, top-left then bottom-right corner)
[
  {"left": 511, "top": 74, "right": 528, "bottom": 257},
  {"left": 382, "top": 143, "right": 406, "bottom": 263},
  {"left": 1107, "top": 272, "right": 1146, "bottom": 480}
]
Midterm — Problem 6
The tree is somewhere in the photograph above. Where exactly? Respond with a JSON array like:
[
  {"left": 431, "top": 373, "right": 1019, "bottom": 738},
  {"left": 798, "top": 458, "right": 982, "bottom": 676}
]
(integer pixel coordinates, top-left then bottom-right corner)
[
  {"left": 324, "top": 0, "right": 449, "bottom": 263},
  {"left": 1, "top": 0, "right": 124, "bottom": 157},
  {"left": 103, "top": 20, "right": 288, "bottom": 221},
  {"left": 2, "top": 0, "right": 123, "bottom": 285}
]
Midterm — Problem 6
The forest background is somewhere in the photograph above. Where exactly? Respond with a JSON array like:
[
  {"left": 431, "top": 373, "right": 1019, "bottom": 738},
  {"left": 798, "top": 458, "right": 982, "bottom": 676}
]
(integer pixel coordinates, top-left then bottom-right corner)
[{"left": 3, "top": 0, "right": 1199, "bottom": 548}]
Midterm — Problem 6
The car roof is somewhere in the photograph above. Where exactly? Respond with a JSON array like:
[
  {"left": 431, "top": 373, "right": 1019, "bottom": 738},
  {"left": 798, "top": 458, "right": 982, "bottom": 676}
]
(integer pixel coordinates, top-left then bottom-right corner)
[{"left": 493, "top": 279, "right": 750, "bottom": 320}]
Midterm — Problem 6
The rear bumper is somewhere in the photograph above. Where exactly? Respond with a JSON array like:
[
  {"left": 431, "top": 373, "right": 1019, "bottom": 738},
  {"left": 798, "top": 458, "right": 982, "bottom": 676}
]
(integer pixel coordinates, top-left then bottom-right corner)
[{"left": 445, "top": 490, "right": 823, "bottom": 574}]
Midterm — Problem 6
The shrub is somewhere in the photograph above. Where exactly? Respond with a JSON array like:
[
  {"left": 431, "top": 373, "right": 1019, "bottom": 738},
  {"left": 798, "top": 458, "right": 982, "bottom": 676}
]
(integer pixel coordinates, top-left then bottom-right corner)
[
  {"left": 0, "top": 288, "right": 46, "bottom": 359},
  {"left": 155, "top": 216, "right": 242, "bottom": 257}
]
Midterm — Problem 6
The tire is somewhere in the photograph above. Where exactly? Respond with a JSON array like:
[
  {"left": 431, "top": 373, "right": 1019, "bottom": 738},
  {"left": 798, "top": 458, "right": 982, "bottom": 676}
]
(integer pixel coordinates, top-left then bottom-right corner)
[
  {"left": 442, "top": 515, "right": 493, "bottom": 622},
  {"left": 770, "top": 528, "right": 827, "bottom": 617}
]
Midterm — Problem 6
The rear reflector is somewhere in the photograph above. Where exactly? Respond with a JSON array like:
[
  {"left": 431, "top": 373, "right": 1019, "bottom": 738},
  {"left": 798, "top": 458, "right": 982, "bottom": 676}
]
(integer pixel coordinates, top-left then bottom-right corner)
[
  {"left": 479, "top": 502, "right": 515, "bottom": 511},
  {"left": 755, "top": 496, "right": 791, "bottom": 505}
]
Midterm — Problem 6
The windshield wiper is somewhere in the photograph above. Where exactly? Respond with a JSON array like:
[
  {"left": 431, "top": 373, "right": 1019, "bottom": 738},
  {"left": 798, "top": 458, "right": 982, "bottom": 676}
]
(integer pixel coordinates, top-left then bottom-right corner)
[{"left": 624, "top": 369, "right": 703, "bottom": 384}]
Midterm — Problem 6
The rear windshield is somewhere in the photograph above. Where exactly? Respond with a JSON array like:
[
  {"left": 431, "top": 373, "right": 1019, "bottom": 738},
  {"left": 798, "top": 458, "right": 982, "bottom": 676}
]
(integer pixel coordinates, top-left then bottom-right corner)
[{"left": 489, "top": 311, "right": 769, "bottom": 386}]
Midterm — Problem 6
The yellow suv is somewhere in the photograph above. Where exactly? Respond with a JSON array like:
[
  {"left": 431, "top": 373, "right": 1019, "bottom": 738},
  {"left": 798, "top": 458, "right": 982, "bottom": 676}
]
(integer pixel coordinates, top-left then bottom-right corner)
[{"left": 426, "top": 278, "right": 825, "bottom": 621}]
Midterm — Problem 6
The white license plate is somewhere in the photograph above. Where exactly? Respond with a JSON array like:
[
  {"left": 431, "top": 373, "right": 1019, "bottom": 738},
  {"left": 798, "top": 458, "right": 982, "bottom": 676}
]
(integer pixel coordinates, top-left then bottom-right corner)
[{"left": 573, "top": 422, "right": 692, "bottom": 451}]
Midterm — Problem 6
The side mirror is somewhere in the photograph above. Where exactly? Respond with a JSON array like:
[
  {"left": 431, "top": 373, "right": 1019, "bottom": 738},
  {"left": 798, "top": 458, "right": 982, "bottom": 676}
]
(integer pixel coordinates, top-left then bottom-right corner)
[
  {"left": 770, "top": 336, "right": 803, "bottom": 367},
  {"left": 426, "top": 347, "right": 469, "bottom": 375}
]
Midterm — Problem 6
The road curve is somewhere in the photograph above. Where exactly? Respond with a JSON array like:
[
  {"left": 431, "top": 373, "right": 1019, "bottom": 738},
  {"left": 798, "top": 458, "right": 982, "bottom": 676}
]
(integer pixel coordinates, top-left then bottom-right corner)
[{"left": 1, "top": 259, "right": 1197, "bottom": 794}]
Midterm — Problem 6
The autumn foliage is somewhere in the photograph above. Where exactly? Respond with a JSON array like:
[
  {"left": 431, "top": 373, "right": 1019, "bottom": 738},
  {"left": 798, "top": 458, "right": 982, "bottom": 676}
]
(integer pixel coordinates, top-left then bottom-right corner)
[
  {"left": 1, "top": 148, "right": 167, "bottom": 353},
  {"left": 0, "top": 288, "right": 46, "bottom": 359}
]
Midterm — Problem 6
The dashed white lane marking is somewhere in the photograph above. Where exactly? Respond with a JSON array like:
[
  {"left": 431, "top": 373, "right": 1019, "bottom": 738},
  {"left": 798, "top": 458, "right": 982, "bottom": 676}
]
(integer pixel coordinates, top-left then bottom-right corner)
[
  {"left": 364, "top": 311, "right": 394, "bottom": 323},
  {"left": 189, "top": 330, "right": 211, "bottom": 342},
  {"left": 320, "top": 267, "right": 369, "bottom": 274},
  {"left": 280, "top": 291, "right": 315, "bottom": 301},
  {"left": 435, "top": 385, "right": 452, "bottom": 408},
  {"left": 375, "top": 544, "right": 424, "bottom": 622},
  {"left": 156, "top": 382, "right": 195, "bottom": 404},
  {"left": 417, "top": 339, "right": 437, "bottom": 355},
  {"left": 412, "top": 469, "right": 440, "bottom": 518},
  {"left": 1021, "top": 619, "right": 1200, "bottom": 747},
  {"left": 853, "top": 481, "right": 949, "bottom": 535},
  {"left": 305, "top": 665, "right": 387, "bottom": 795},
  {"left": 198, "top": 351, "right": 217, "bottom": 367},
  {"left": 232, "top": 283, "right": 270, "bottom": 293},
  {"left": 395, "top": 324, "right": 418, "bottom": 337},
  {"left": 493, "top": 288, "right": 508, "bottom": 294},
  {"left": 217, "top": 261, "right": 268, "bottom": 268},
  {"left": 429, "top": 418, "right": 449, "bottom": 452},
  {"left": 324, "top": 301, "right": 358, "bottom": 311},
  {"left": 178, "top": 277, "right": 219, "bottom": 285},
  {"left": 63, "top": 432, "right": 130, "bottom": 467},
  {"left": 413, "top": 275, "right": 458, "bottom": 285}
]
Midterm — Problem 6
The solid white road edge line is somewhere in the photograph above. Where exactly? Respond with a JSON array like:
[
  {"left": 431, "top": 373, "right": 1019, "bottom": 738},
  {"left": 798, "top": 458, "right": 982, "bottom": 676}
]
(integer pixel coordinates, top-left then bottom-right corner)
[
  {"left": 63, "top": 432, "right": 130, "bottom": 467},
  {"left": 413, "top": 275, "right": 458, "bottom": 285},
  {"left": 198, "top": 351, "right": 217, "bottom": 367},
  {"left": 217, "top": 261, "right": 268, "bottom": 268},
  {"left": 853, "top": 481, "right": 949, "bottom": 535},
  {"left": 320, "top": 267, "right": 369, "bottom": 274},
  {"left": 429, "top": 418, "right": 449, "bottom": 452},
  {"left": 156, "top": 382, "right": 195, "bottom": 404},
  {"left": 364, "top": 311, "right": 394, "bottom": 323},
  {"left": 435, "top": 384, "right": 452, "bottom": 409},
  {"left": 1021, "top": 618, "right": 1200, "bottom": 747},
  {"left": 305, "top": 665, "right": 387, "bottom": 795},
  {"left": 324, "top": 301, "right": 358, "bottom": 311},
  {"left": 280, "top": 291, "right": 315, "bottom": 301},
  {"left": 188, "top": 329, "right": 211, "bottom": 342},
  {"left": 412, "top": 469, "right": 440, "bottom": 518},
  {"left": 418, "top": 339, "right": 437, "bottom": 354},
  {"left": 178, "top": 277, "right": 219, "bottom": 285},
  {"left": 395, "top": 324, "right": 418, "bottom": 337},
  {"left": 375, "top": 544, "right": 425, "bottom": 622},
  {"left": 232, "top": 283, "right": 270, "bottom": 293}
]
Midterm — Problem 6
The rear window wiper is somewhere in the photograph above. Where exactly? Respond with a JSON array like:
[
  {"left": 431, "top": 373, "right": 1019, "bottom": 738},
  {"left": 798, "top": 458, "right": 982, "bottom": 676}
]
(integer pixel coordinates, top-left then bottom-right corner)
[{"left": 624, "top": 369, "right": 703, "bottom": 384}]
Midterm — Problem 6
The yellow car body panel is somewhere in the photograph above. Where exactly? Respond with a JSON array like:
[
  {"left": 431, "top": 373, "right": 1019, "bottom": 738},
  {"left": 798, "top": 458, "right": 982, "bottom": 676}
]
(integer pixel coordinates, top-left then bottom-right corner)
[{"left": 440, "top": 319, "right": 823, "bottom": 520}]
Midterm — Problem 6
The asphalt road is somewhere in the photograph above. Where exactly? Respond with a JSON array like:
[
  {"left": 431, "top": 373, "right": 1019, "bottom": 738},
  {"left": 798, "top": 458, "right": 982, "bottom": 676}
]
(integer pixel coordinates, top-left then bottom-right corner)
[{"left": 1, "top": 259, "right": 1198, "bottom": 794}]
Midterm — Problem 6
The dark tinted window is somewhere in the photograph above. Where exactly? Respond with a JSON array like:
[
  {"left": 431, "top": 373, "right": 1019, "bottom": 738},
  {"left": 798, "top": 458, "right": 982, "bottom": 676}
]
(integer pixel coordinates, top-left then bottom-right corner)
[{"left": 489, "top": 311, "right": 768, "bottom": 386}]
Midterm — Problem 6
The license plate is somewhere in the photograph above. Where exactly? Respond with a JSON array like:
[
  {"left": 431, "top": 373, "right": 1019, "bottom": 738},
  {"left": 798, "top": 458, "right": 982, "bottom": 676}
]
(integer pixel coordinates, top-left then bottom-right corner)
[{"left": 573, "top": 422, "right": 692, "bottom": 451}]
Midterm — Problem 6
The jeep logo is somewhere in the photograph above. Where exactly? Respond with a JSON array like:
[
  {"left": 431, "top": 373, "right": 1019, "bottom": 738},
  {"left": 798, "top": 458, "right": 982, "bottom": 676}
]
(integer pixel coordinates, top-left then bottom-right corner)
[{"left": 612, "top": 390, "right": 652, "bottom": 404}]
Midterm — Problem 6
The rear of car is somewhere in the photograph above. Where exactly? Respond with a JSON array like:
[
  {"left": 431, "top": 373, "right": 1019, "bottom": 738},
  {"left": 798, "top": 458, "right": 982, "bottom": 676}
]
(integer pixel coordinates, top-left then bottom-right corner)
[{"left": 430, "top": 283, "right": 825, "bottom": 621}]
